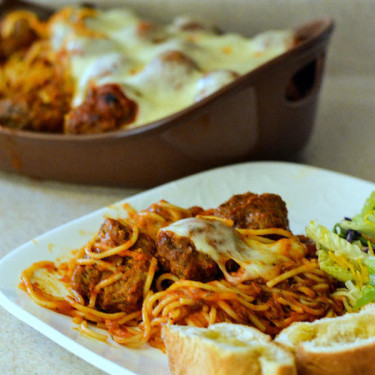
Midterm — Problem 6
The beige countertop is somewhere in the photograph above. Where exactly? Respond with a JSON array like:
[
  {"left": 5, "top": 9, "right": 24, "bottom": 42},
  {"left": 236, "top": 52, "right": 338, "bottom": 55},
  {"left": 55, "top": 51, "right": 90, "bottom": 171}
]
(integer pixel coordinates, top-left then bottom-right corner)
[{"left": 1, "top": 1, "right": 375, "bottom": 374}]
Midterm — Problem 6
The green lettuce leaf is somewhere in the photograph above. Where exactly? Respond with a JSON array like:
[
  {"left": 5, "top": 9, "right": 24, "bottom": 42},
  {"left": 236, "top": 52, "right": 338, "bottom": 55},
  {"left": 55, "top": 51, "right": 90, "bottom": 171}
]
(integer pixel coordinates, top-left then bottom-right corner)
[
  {"left": 306, "top": 220, "right": 364, "bottom": 259},
  {"left": 353, "top": 285, "right": 375, "bottom": 309},
  {"left": 363, "top": 257, "right": 375, "bottom": 285},
  {"left": 306, "top": 192, "right": 375, "bottom": 311},
  {"left": 340, "top": 191, "right": 375, "bottom": 242},
  {"left": 306, "top": 220, "right": 371, "bottom": 309},
  {"left": 317, "top": 249, "right": 354, "bottom": 282}
]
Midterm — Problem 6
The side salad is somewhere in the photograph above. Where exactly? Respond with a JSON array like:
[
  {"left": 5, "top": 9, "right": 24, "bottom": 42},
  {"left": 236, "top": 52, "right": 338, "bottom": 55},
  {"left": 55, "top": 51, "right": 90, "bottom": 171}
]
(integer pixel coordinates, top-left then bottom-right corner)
[{"left": 306, "top": 192, "right": 375, "bottom": 311}]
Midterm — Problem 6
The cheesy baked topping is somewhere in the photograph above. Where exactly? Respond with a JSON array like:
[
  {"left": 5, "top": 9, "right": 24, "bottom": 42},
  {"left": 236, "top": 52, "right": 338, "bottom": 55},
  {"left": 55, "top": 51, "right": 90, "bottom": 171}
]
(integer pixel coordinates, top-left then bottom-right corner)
[{"left": 0, "top": 7, "right": 294, "bottom": 133}]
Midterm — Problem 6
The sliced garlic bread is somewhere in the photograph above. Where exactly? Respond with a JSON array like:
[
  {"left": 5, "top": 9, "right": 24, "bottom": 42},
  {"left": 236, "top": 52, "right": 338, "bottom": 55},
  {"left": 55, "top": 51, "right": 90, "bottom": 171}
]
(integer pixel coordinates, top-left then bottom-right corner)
[
  {"left": 162, "top": 323, "right": 296, "bottom": 375},
  {"left": 275, "top": 304, "right": 375, "bottom": 375}
]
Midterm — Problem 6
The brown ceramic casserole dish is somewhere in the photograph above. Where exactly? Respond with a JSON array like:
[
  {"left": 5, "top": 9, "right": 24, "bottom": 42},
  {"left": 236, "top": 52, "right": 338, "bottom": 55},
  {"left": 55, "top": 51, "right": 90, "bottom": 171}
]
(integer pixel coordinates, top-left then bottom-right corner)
[{"left": 0, "top": 0, "right": 334, "bottom": 187}]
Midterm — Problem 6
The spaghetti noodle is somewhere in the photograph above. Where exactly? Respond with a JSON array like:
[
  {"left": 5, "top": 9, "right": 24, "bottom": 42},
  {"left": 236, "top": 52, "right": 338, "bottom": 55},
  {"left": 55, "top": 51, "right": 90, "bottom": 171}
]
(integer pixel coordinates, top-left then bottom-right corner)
[{"left": 20, "top": 193, "right": 345, "bottom": 350}]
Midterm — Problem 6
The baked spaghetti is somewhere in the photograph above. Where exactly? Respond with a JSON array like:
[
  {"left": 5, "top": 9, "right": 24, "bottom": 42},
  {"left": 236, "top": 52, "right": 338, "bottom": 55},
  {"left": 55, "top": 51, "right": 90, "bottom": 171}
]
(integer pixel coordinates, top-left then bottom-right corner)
[
  {"left": 20, "top": 192, "right": 345, "bottom": 350},
  {"left": 0, "top": 7, "right": 294, "bottom": 134}
]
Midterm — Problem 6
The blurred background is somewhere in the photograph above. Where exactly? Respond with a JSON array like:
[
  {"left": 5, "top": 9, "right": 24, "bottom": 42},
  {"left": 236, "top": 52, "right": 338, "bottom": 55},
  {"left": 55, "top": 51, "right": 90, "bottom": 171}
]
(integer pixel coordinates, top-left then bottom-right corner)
[{"left": 17, "top": 0, "right": 375, "bottom": 181}]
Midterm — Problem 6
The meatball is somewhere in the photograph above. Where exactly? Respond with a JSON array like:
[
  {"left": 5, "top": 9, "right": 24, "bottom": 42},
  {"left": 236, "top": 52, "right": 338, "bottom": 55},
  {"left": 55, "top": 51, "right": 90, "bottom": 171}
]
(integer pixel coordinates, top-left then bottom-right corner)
[
  {"left": 154, "top": 193, "right": 289, "bottom": 281},
  {"left": 0, "top": 17, "right": 39, "bottom": 62},
  {"left": 0, "top": 99, "right": 31, "bottom": 129},
  {"left": 0, "top": 92, "right": 69, "bottom": 132},
  {"left": 0, "top": 82, "right": 70, "bottom": 133},
  {"left": 71, "top": 249, "right": 153, "bottom": 313},
  {"left": 71, "top": 218, "right": 156, "bottom": 313},
  {"left": 134, "top": 50, "right": 199, "bottom": 92},
  {"left": 91, "top": 218, "right": 144, "bottom": 252},
  {"left": 156, "top": 228, "right": 221, "bottom": 282},
  {"left": 0, "top": 50, "right": 72, "bottom": 132},
  {"left": 64, "top": 83, "right": 137, "bottom": 134},
  {"left": 203, "top": 192, "right": 289, "bottom": 230}
]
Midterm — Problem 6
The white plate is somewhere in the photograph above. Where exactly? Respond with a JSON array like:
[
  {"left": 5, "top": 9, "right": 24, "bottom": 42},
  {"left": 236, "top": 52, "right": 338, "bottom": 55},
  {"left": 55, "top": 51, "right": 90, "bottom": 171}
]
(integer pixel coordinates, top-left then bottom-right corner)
[{"left": 1, "top": 161, "right": 375, "bottom": 375}]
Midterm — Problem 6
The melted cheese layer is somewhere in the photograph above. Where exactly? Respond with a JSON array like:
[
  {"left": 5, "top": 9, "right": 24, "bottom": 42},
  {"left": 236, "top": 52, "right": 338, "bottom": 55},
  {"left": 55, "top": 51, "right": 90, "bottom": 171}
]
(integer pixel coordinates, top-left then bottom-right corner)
[
  {"left": 160, "top": 218, "right": 306, "bottom": 282},
  {"left": 49, "top": 8, "right": 294, "bottom": 129}
]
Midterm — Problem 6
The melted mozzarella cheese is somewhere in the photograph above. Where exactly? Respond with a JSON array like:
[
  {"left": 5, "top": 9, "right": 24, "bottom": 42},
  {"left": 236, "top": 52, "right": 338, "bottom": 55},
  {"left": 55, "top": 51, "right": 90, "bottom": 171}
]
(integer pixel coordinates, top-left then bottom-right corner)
[
  {"left": 195, "top": 70, "right": 239, "bottom": 101},
  {"left": 49, "top": 8, "right": 294, "bottom": 129},
  {"left": 159, "top": 218, "right": 306, "bottom": 282}
]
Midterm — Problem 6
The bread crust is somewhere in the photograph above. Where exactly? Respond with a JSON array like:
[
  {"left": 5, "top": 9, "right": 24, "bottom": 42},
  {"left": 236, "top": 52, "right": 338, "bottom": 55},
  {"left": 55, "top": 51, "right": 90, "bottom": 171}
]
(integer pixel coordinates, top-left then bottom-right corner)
[
  {"left": 162, "top": 324, "right": 296, "bottom": 375},
  {"left": 295, "top": 341, "right": 375, "bottom": 375},
  {"left": 275, "top": 305, "right": 375, "bottom": 375}
]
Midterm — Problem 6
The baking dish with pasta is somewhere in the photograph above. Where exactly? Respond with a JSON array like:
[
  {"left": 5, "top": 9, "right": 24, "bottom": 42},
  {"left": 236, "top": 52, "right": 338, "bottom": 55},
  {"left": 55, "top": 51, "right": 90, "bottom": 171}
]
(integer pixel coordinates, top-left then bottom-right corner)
[{"left": 0, "top": 0, "right": 334, "bottom": 186}]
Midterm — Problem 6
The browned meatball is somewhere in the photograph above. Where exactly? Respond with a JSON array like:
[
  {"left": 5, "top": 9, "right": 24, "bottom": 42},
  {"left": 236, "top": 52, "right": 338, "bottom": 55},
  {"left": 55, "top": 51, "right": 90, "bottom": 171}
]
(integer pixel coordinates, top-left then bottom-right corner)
[
  {"left": 0, "top": 99, "right": 31, "bottom": 129},
  {"left": 92, "top": 218, "right": 149, "bottom": 254},
  {"left": 156, "top": 228, "right": 221, "bottom": 282},
  {"left": 71, "top": 266, "right": 101, "bottom": 304},
  {"left": 97, "top": 249, "right": 153, "bottom": 312},
  {"left": 71, "top": 218, "right": 156, "bottom": 313},
  {"left": 202, "top": 192, "right": 289, "bottom": 230},
  {"left": 0, "top": 17, "right": 39, "bottom": 62},
  {"left": 0, "top": 91, "right": 69, "bottom": 132},
  {"left": 154, "top": 193, "right": 289, "bottom": 281},
  {"left": 64, "top": 83, "right": 137, "bottom": 134},
  {"left": 137, "top": 50, "right": 199, "bottom": 92},
  {"left": 0, "top": 51, "right": 72, "bottom": 132}
]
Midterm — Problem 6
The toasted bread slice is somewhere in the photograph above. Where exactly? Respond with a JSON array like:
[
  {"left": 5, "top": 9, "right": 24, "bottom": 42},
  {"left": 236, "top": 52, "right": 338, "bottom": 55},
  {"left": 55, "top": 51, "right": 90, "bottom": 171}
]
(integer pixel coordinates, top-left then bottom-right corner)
[
  {"left": 275, "top": 304, "right": 375, "bottom": 375},
  {"left": 162, "top": 323, "right": 296, "bottom": 375}
]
